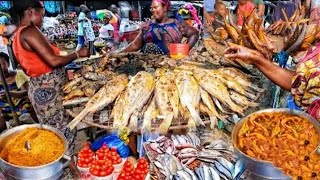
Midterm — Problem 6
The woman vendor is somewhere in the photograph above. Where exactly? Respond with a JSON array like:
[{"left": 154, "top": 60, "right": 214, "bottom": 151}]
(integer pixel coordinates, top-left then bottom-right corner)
[
  {"left": 120, "top": 0, "right": 199, "bottom": 55},
  {"left": 10, "top": 0, "right": 89, "bottom": 168},
  {"left": 0, "top": 53, "right": 35, "bottom": 132},
  {"left": 224, "top": 44, "right": 320, "bottom": 121}
]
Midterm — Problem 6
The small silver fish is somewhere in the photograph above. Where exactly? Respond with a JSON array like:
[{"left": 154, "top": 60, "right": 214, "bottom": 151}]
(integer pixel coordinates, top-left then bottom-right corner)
[
  {"left": 213, "top": 161, "right": 233, "bottom": 179},
  {"left": 177, "top": 170, "right": 192, "bottom": 180},
  {"left": 215, "top": 157, "right": 235, "bottom": 174},
  {"left": 208, "top": 166, "right": 221, "bottom": 180},
  {"left": 203, "top": 164, "right": 212, "bottom": 180},
  {"left": 233, "top": 159, "right": 246, "bottom": 180},
  {"left": 184, "top": 168, "right": 198, "bottom": 180}
]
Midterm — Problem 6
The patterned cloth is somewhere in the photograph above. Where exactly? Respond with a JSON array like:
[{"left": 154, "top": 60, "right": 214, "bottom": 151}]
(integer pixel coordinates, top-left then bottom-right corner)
[
  {"left": 291, "top": 45, "right": 320, "bottom": 121},
  {"left": 310, "top": 7, "right": 320, "bottom": 28},
  {"left": 142, "top": 20, "right": 183, "bottom": 55},
  {"left": 28, "top": 68, "right": 76, "bottom": 155}
]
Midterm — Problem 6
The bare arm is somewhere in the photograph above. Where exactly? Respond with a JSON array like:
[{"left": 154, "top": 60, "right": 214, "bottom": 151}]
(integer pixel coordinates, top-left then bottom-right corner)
[
  {"left": 21, "top": 26, "right": 89, "bottom": 68},
  {"left": 178, "top": 21, "right": 199, "bottom": 49},
  {"left": 225, "top": 44, "right": 294, "bottom": 91},
  {"left": 257, "top": 4, "right": 265, "bottom": 17},
  {"left": 120, "top": 30, "right": 144, "bottom": 53},
  {"left": 253, "top": 56, "right": 294, "bottom": 91},
  {"left": 109, "top": 30, "right": 114, "bottom": 38}
]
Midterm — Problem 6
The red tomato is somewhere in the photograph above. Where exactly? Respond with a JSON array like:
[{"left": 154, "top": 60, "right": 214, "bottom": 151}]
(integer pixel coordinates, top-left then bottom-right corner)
[
  {"left": 111, "top": 147, "right": 117, "bottom": 152},
  {"left": 91, "top": 169, "right": 99, "bottom": 176},
  {"left": 100, "top": 171, "right": 107, "bottom": 177}
]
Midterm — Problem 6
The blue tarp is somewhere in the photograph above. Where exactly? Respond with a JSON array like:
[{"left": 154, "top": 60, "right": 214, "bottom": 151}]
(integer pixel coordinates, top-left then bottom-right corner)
[
  {"left": 44, "top": 1, "right": 61, "bottom": 14},
  {"left": 0, "top": 1, "right": 11, "bottom": 11}
]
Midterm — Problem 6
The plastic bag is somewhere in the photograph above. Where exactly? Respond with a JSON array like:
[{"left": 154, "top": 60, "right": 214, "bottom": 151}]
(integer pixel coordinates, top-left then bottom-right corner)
[{"left": 90, "top": 133, "right": 130, "bottom": 158}]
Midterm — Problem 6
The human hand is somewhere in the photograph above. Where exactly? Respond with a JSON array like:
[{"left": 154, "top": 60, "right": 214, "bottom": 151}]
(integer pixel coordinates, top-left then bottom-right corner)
[
  {"left": 78, "top": 48, "right": 90, "bottom": 57},
  {"left": 205, "top": 15, "right": 215, "bottom": 26},
  {"left": 224, "top": 43, "right": 263, "bottom": 65}
]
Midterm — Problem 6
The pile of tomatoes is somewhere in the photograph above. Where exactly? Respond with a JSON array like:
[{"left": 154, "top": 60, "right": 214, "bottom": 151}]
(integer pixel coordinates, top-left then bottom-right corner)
[
  {"left": 96, "top": 145, "right": 122, "bottom": 165},
  {"left": 89, "top": 159, "right": 114, "bottom": 177},
  {"left": 77, "top": 144, "right": 95, "bottom": 168},
  {"left": 117, "top": 158, "right": 149, "bottom": 180}
]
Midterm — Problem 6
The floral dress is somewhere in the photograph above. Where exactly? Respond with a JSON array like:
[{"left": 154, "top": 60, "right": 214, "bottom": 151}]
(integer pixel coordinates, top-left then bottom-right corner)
[
  {"left": 291, "top": 45, "right": 320, "bottom": 121},
  {"left": 141, "top": 20, "right": 183, "bottom": 55}
]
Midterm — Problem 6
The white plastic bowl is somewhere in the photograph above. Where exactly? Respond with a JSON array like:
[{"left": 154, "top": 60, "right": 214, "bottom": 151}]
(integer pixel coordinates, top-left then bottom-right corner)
[{"left": 113, "top": 158, "right": 126, "bottom": 173}]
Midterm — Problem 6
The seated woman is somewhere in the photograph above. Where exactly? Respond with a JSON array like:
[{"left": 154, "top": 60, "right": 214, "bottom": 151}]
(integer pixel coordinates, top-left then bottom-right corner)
[
  {"left": 0, "top": 53, "right": 35, "bottom": 132},
  {"left": 121, "top": 0, "right": 199, "bottom": 55},
  {"left": 225, "top": 44, "right": 320, "bottom": 121}
]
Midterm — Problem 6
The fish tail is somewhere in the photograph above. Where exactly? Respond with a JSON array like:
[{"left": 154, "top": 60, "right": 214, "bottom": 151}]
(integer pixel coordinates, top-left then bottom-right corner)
[
  {"left": 244, "top": 91, "right": 258, "bottom": 100},
  {"left": 141, "top": 117, "right": 152, "bottom": 132},
  {"left": 129, "top": 114, "right": 138, "bottom": 132},
  {"left": 247, "top": 101, "right": 260, "bottom": 108},
  {"left": 188, "top": 118, "right": 197, "bottom": 130},
  {"left": 187, "top": 104, "right": 205, "bottom": 126},
  {"left": 227, "top": 100, "right": 245, "bottom": 116},
  {"left": 251, "top": 84, "right": 265, "bottom": 93},
  {"left": 209, "top": 116, "right": 217, "bottom": 129},
  {"left": 158, "top": 114, "right": 174, "bottom": 134}
]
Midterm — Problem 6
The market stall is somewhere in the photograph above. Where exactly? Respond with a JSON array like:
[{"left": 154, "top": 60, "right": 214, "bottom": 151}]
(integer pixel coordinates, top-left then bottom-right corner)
[{"left": 1, "top": 0, "right": 320, "bottom": 180}]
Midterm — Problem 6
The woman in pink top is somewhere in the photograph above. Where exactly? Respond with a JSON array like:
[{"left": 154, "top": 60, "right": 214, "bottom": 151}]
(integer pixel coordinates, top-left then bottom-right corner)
[
  {"left": 237, "top": 0, "right": 255, "bottom": 27},
  {"left": 110, "top": 4, "right": 121, "bottom": 43}
]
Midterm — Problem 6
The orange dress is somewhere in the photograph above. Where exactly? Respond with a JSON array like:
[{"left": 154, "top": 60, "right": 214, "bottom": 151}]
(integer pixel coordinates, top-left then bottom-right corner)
[{"left": 12, "top": 26, "right": 60, "bottom": 77}]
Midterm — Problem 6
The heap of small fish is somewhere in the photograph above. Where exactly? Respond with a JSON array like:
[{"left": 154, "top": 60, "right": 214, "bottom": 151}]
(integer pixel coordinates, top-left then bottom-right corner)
[
  {"left": 67, "top": 62, "right": 263, "bottom": 132},
  {"left": 146, "top": 134, "right": 246, "bottom": 180},
  {"left": 63, "top": 64, "right": 116, "bottom": 107}
]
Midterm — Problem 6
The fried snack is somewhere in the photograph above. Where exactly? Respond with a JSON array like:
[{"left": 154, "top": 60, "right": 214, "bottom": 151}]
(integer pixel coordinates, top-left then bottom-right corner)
[
  {"left": 238, "top": 112, "right": 320, "bottom": 179},
  {"left": 0, "top": 127, "right": 65, "bottom": 167}
]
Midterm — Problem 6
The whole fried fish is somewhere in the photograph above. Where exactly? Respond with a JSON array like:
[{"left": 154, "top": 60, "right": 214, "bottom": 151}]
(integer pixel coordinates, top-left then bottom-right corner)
[
  {"left": 193, "top": 70, "right": 244, "bottom": 116},
  {"left": 63, "top": 89, "right": 85, "bottom": 101},
  {"left": 141, "top": 96, "right": 159, "bottom": 132},
  {"left": 230, "top": 90, "right": 259, "bottom": 108},
  {"left": 63, "top": 77, "right": 84, "bottom": 94},
  {"left": 175, "top": 70, "right": 204, "bottom": 127},
  {"left": 200, "top": 88, "right": 225, "bottom": 123},
  {"left": 113, "top": 71, "right": 155, "bottom": 131},
  {"left": 155, "top": 69, "right": 180, "bottom": 134},
  {"left": 67, "top": 74, "right": 128, "bottom": 130}
]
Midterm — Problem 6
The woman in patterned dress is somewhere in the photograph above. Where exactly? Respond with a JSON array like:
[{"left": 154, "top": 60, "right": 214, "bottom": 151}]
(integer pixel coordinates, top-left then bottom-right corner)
[
  {"left": 121, "top": 0, "right": 199, "bottom": 55},
  {"left": 224, "top": 44, "right": 320, "bottom": 121},
  {"left": 10, "top": 0, "right": 89, "bottom": 177}
]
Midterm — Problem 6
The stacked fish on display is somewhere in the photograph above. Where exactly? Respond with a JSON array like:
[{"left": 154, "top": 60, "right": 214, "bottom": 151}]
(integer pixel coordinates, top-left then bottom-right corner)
[
  {"left": 145, "top": 133, "right": 246, "bottom": 180},
  {"left": 67, "top": 63, "right": 264, "bottom": 133},
  {"left": 63, "top": 65, "right": 116, "bottom": 107}
]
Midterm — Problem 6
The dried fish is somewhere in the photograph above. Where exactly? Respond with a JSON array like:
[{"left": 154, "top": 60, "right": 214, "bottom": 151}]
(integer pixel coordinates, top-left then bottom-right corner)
[
  {"left": 113, "top": 71, "right": 155, "bottom": 131},
  {"left": 67, "top": 74, "right": 128, "bottom": 130},
  {"left": 175, "top": 70, "right": 204, "bottom": 127}
]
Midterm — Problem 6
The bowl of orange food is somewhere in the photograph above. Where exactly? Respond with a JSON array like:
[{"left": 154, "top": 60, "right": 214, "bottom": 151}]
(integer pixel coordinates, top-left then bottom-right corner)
[
  {"left": 0, "top": 124, "right": 70, "bottom": 180},
  {"left": 232, "top": 109, "right": 320, "bottom": 180}
]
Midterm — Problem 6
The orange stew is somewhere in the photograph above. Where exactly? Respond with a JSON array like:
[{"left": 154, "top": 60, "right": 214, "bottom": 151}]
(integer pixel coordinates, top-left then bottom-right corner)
[{"left": 237, "top": 112, "right": 320, "bottom": 180}]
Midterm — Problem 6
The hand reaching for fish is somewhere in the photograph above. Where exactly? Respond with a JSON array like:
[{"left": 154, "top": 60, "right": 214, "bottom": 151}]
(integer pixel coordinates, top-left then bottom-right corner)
[{"left": 224, "top": 43, "right": 265, "bottom": 65}]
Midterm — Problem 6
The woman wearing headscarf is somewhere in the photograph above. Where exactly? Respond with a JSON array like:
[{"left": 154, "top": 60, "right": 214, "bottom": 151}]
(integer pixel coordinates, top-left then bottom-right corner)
[
  {"left": 121, "top": 0, "right": 199, "bottom": 55},
  {"left": 10, "top": 0, "right": 89, "bottom": 159}
]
